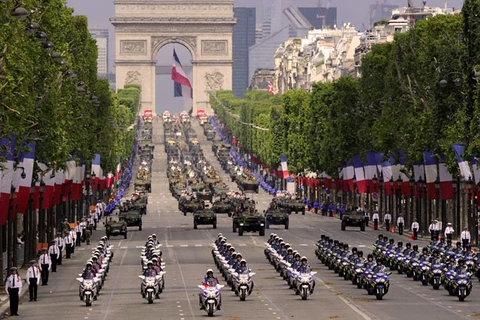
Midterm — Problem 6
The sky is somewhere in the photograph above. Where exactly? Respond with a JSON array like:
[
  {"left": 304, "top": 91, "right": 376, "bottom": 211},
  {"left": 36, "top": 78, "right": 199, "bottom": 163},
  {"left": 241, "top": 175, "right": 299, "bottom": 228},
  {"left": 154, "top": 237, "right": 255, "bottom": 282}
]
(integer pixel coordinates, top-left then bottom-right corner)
[{"left": 66, "top": 0, "right": 464, "bottom": 113}]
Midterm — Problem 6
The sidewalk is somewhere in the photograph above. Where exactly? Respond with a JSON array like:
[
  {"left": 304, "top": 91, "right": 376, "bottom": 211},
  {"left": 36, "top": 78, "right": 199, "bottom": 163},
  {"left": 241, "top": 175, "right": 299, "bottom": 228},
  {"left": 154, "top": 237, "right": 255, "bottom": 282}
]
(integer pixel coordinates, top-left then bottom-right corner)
[{"left": 0, "top": 229, "right": 104, "bottom": 318}]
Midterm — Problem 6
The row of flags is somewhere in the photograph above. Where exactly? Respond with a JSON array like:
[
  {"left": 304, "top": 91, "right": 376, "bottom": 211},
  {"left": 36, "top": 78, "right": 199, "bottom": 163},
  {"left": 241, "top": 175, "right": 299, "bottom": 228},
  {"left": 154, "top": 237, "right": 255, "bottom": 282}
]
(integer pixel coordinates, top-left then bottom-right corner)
[
  {"left": 0, "top": 137, "right": 122, "bottom": 226},
  {"left": 287, "top": 144, "right": 480, "bottom": 201}
]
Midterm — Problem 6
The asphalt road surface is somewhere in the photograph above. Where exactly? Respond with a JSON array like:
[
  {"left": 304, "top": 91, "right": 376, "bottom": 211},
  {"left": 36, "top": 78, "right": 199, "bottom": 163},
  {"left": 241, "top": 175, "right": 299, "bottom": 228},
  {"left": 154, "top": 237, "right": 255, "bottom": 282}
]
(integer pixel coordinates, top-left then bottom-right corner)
[{"left": 16, "top": 120, "right": 480, "bottom": 320}]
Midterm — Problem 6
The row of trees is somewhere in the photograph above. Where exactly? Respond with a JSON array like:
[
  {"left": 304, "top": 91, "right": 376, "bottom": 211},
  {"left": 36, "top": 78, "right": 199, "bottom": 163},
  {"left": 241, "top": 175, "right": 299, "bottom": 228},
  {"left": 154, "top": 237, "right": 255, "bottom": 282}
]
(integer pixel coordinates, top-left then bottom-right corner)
[
  {"left": 0, "top": 0, "right": 137, "bottom": 174},
  {"left": 211, "top": 6, "right": 480, "bottom": 177}
]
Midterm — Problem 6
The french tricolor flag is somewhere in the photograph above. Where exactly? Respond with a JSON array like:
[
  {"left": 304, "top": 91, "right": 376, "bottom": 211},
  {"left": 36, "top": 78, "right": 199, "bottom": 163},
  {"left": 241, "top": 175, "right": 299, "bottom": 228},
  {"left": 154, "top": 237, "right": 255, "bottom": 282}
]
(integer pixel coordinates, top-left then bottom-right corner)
[
  {"left": 63, "top": 157, "right": 76, "bottom": 201},
  {"left": 0, "top": 137, "right": 15, "bottom": 225},
  {"left": 172, "top": 49, "right": 192, "bottom": 98},
  {"left": 398, "top": 151, "right": 411, "bottom": 197},
  {"left": 115, "top": 156, "right": 121, "bottom": 181},
  {"left": 91, "top": 154, "right": 101, "bottom": 190},
  {"left": 364, "top": 152, "right": 379, "bottom": 191},
  {"left": 423, "top": 151, "right": 438, "bottom": 200},
  {"left": 54, "top": 170, "right": 64, "bottom": 205},
  {"left": 70, "top": 160, "right": 84, "bottom": 201},
  {"left": 98, "top": 167, "right": 105, "bottom": 192},
  {"left": 280, "top": 155, "right": 289, "bottom": 179},
  {"left": 453, "top": 144, "right": 472, "bottom": 179},
  {"left": 38, "top": 163, "right": 55, "bottom": 209},
  {"left": 344, "top": 162, "right": 355, "bottom": 191},
  {"left": 16, "top": 141, "right": 36, "bottom": 214},
  {"left": 439, "top": 156, "right": 453, "bottom": 200},
  {"left": 106, "top": 172, "right": 114, "bottom": 189},
  {"left": 473, "top": 156, "right": 480, "bottom": 185},
  {"left": 353, "top": 156, "right": 367, "bottom": 193},
  {"left": 381, "top": 158, "right": 393, "bottom": 195}
]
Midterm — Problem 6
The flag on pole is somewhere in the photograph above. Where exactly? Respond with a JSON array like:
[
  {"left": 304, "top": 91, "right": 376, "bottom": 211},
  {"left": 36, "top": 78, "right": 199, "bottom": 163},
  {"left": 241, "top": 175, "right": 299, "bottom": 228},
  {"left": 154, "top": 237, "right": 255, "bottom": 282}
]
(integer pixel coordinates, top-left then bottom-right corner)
[
  {"left": 0, "top": 136, "right": 15, "bottom": 226},
  {"left": 106, "top": 172, "right": 114, "bottom": 188},
  {"left": 115, "top": 156, "right": 121, "bottom": 181},
  {"left": 54, "top": 170, "right": 64, "bottom": 205},
  {"left": 267, "top": 81, "right": 275, "bottom": 95},
  {"left": 423, "top": 151, "right": 438, "bottom": 200},
  {"left": 439, "top": 157, "right": 453, "bottom": 200},
  {"left": 398, "top": 151, "right": 412, "bottom": 197},
  {"left": 172, "top": 49, "right": 192, "bottom": 98},
  {"left": 71, "top": 159, "right": 84, "bottom": 201},
  {"left": 38, "top": 163, "right": 55, "bottom": 209},
  {"left": 353, "top": 156, "right": 367, "bottom": 193},
  {"left": 364, "top": 152, "right": 378, "bottom": 191},
  {"left": 453, "top": 144, "right": 472, "bottom": 179},
  {"left": 344, "top": 162, "right": 355, "bottom": 191},
  {"left": 382, "top": 158, "right": 393, "bottom": 195},
  {"left": 63, "top": 157, "right": 76, "bottom": 201},
  {"left": 16, "top": 141, "right": 36, "bottom": 214},
  {"left": 279, "top": 155, "right": 289, "bottom": 179},
  {"left": 91, "top": 154, "right": 101, "bottom": 190}
]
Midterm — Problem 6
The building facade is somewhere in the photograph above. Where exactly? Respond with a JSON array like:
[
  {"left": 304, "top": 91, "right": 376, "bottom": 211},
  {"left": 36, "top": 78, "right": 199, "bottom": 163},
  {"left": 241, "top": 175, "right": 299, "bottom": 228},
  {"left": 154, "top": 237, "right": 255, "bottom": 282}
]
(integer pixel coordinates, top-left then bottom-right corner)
[
  {"left": 233, "top": 8, "right": 256, "bottom": 98},
  {"left": 88, "top": 28, "right": 109, "bottom": 78},
  {"left": 249, "top": 68, "right": 275, "bottom": 91}
]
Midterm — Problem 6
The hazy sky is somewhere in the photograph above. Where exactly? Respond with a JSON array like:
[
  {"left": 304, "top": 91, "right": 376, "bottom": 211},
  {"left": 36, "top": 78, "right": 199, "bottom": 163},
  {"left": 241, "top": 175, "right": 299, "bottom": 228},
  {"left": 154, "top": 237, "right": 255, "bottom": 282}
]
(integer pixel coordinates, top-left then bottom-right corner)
[{"left": 65, "top": 0, "right": 464, "bottom": 113}]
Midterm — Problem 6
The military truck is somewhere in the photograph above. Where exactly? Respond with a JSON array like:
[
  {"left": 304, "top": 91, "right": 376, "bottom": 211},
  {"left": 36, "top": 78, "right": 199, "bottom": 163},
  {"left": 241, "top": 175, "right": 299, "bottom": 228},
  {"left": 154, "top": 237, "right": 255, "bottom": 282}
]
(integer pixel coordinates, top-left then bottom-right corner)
[
  {"left": 341, "top": 210, "right": 366, "bottom": 231},
  {"left": 237, "top": 175, "right": 259, "bottom": 193},
  {"left": 179, "top": 197, "right": 204, "bottom": 216},
  {"left": 211, "top": 199, "right": 231, "bottom": 214},
  {"left": 105, "top": 220, "right": 128, "bottom": 239},
  {"left": 193, "top": 209, "right": 217, "bottom": 229},
  {"left": 265, "top": 208, "right": 289, "bottom": 229},
  {"left": 233, "top": 213, "right": 266, "bottom": 236},
  {"left": 119, "top": 210, "right": 143, "bottom": 231},
  {"left": 277, "top": 198, "right": 306, "bottom": 215}
]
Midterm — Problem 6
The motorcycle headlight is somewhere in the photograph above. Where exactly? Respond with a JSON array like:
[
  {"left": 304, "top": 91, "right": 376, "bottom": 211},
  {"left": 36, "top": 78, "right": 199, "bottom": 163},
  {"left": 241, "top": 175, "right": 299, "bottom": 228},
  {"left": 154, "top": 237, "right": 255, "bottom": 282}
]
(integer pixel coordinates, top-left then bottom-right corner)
[
  {"left": 412, "top": 263, "right": 418, "bottom": 267},
  {"left": 422, "top": 266, "right": 428, "bottom": 270},
  {"left": 458, "top": 280, "right": 468, "bottom": 285},
  {"left": 260, "top": 224, "right": 265, "bottom": 226},
  {"left": 240, "top": 223, "right": 244, "bottom": 226},
  {"left": 376, "top": 278, "right": 386, "bottom": 283},
  {"left": 434, "top": 269, "right": 442, "bottom": 274},
  {"left": 355, "top": 268, "right": 363, "bottom": 273}
]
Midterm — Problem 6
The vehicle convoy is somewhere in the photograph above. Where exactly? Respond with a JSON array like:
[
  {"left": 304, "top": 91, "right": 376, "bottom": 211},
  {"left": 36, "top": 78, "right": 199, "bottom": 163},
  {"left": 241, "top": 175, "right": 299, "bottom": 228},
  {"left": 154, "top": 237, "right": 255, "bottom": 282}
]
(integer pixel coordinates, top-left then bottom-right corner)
[
  {"left": 119, "top": 210, "right": 143, "bottom": 231},
  {"left": 276, "top": 198, "right": 306, "bottom": 215},
  {"left": 341, "top": 209, "right": 366, "bottom": 231},
  {"left": 264, "top": 208, "right": 289, "bottom": 229},
  {"left": 233, "top": 212, "right": 266, "bottom": 236}
]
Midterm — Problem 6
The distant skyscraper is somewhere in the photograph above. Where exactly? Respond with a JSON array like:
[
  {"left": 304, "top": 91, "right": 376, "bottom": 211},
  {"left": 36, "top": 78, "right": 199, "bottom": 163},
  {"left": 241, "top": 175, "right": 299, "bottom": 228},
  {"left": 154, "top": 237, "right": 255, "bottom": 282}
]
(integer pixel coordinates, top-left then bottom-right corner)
[
  {"left": 233, "top": 7, "right": 256, "bottom": 98},
  {"left": 89, "top": 28, "right": 109, "bottom": 78}
]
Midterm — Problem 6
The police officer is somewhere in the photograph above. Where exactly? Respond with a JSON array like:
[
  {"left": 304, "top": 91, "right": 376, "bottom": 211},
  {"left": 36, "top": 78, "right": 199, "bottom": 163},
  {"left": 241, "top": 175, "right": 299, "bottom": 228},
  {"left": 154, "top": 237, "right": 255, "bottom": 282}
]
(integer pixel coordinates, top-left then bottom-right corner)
[
  {"left": 26, "top": 260, "right": 40, "bottom": 301},
  {"left": 384, "top": 212, "right": 392, "bottom": 231},
  {"left": 461, "top": 227, "right": 471, "bottom": 249},
  {"left": 372, "top": 211, "right": 380, "bottom": 230},
  {"left": 39, "top": 248, "right": 51, "bottom": 285},
  {"left": 5, "top": 267, "right": 22, "bottom": 316},
  {"left": 64, "top": 231, "right": 74, "bottom": 259},
  {"left": 54, "top": 232, "right": 64, "bottom": 265},
  {"left": 74, "top": 221, "right": 82, "bottom": 246},
  {"left": 48, "top": 240, "right": 59, "bottom": 272},
  {"left": 411, "top": 219, "right": 419, "bottom": 240},
  {"left": 397, "top": 215, "right": 405, "bottom": 235}
]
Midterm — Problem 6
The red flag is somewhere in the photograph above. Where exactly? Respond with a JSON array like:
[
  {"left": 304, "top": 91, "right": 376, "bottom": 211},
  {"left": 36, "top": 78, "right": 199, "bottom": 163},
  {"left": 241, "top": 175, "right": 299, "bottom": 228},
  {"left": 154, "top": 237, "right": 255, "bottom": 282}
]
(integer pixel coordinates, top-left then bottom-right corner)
[{"left": 267, "top": 81, "right": 274, "bottom": 95}]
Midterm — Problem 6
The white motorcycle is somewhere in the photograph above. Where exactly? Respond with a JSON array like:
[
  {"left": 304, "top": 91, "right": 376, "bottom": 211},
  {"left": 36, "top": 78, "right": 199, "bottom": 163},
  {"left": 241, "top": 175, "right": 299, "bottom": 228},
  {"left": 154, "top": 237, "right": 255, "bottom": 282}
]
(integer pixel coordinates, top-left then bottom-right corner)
[
  {"left": 139, "top": 272, "right": 165, "bottom": 304},
  {"left": 232, "top": 272, "right": 255, "bottom": 301},
  {"left": 198, "top": 284, "right": 224, "bottom": 316},
  {"left": 77, "top": 278, "right": 98, "bottom": 306},
  {"left": 294, "top": 272, "right": 317, "bottom": 300}
]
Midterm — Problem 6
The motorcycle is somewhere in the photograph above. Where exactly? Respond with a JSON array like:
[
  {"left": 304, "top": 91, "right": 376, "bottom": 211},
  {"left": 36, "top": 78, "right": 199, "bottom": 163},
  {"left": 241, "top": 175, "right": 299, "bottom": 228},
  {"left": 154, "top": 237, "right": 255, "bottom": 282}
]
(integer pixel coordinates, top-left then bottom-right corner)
[
  {"left": 139, "top": 274, "right": 164, "bottom": 304},
  {"left": 419, "top": 261, "right": 431, "bottom": 285},
  {"left": 77, "top": 278, "right": 97, "bottom": 306},
  {"left": 452, "top": 273, "right": 473, "bottom": 301},
  {"left": 366, "top": 271, "right": 391, "bottom": 300},
  {"left": 198, "top": 284, "right": 224, "bottom": 316},
  {"left": 294, "top": 272, "right": 316, "bottom": 300},
  {"left": 232, "top": 272, "right": 255, "bottom": 301},
  {"left": 429, "top": 264, "right": 443, "bottom": 290},
  {"left": 352, "top": 263, "right": 365, "bottom": 287}
]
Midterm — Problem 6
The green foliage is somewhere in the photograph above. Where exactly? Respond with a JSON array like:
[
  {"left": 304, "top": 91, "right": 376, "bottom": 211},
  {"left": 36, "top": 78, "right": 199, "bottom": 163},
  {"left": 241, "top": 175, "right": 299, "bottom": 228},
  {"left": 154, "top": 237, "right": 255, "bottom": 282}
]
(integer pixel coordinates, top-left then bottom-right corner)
[
  {"left": 211, "top": 9, "right": 480, "bottom": 177},
  {"left": 0, "top": 0, "right": 138, "bottom": 175}
]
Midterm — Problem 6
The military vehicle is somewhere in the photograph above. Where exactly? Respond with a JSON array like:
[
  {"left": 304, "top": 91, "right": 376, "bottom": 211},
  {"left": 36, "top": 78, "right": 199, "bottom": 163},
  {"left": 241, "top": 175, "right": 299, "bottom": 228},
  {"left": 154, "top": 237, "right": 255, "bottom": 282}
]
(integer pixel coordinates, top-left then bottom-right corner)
[
  {"left": 193, "top": 209, "right": 217, "bottom": 229},
  {"left": 179, "top": 197, "right": 204, "bottom": 216},
  {"left": 233, "top": 213, "right": 265, "bottom": 236},
  {"left": 236, "top": 174, "right": 259, "bottom": 193},
  {"left": 119, "top": 210, "right": 143, "bottom": 231},
  {"left": 105, "top": 220, "right": 128, "bottom": 239},
  {"left": 265, "top": 208, "right": 289, "bottom": 229},
  {"left": 341, "top": 210, "right": 366, "bottom": 231},
  {"left": 211, "top": 199, "right": 231, "bottom": 214},
  {"left": 277, "top": 198, "right": 306, "bottom": 215}
]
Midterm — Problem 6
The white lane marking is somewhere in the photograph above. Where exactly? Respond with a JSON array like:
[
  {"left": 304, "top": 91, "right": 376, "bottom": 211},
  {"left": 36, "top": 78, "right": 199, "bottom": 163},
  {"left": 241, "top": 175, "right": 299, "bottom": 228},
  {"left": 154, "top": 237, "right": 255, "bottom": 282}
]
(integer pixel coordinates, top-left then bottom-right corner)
[
  {"left": 239, "top": 243, "right": 247, "bottom": 247},
  {"left": 135, "top": 246, "right": 144, "bottom": 249},
  {"left": 166, "top": 244, "right": 174, "bottom": 248},
  {"left": 120, "top": 246, "right": 127, "bottom": 249},
  {"left": 358, "top": 245, "right": 367, "bottom": 248},
  {"left": 299, "top": 244, "right": 308, "bottom": 246},
  {"left": 77, "top": 248, "right": 86, "bottom": 251},
  {"left": 180, "top": 244, "right": 188, "bottom": 247},
  {"left": 194, "top": 244, "right": 203, "bottom": 247}
]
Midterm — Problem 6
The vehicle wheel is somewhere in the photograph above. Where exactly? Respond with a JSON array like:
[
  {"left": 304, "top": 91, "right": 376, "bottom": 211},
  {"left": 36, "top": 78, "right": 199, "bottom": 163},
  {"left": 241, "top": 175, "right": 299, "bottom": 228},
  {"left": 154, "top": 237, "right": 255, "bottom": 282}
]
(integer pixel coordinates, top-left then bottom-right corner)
[
  {"left": 265, "top": 222, "right": 270, "bottom": 229},
  {"left": 302, "top": 210, "right": 305, "bottom": 215},
  {"left": 228, "top": 212, "right": 232, "bottom": 217},
  {"left": 285, "top": 221, "right": 289, "bottom": 230},
  {"left": 139, "top": 225, "right": 142, "bottom": 231},
  {"left": 259, "top": 227, "right": 265, "bottom": 236},
  {"left": 341, "top": 223, "right": 346, "bottom": 231},
  {"left": 183, "top": 211, "right": 187, "bottom": 216},
  {"left": 107, "top": 234, "right": 110, "bottom": 240},
  {"left": 213, "top": 222, "right": 217, "bottom": 229},
  {"left": 194, "top": 221, "right": 198, "bottom": 229},
  {"left": 360, "top": 224, "right": 365, "bottom": 232},
  {"left": 232, "top": 222, "right": 237, "bottom": 233},
  {"left": 124, "top": 233, "right": 128, "bottom": 239},
  {"left": 239, "top": 227, "right": 244, "bottom": 236}
]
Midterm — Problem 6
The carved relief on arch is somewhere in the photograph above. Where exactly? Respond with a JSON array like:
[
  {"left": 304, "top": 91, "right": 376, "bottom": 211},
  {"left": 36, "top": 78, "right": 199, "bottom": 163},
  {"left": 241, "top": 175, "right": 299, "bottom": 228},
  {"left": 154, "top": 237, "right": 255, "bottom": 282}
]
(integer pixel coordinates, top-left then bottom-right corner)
[{"left": 151, "top": 36, "right": 197, "bottom": 59}]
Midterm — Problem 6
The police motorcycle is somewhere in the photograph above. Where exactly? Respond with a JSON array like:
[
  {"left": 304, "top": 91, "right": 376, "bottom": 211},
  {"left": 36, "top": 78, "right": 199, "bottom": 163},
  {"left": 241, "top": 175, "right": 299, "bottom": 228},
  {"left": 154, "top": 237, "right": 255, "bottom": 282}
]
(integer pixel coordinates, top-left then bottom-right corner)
[
  {"left": 231, "top": 261, "right": 255, "bottom": 301},
  {"left": 289, "top": 257, "right": 316, "bottom": 300},
  {"left": 442, "top": 255, "right": 458, "bottom": 295},
  {"left": 198, "top": 279, "right": 224, "bottom": 316},
  {"left": 426, "top": 251, "right": 444, "bottom": 290},
  {"left": 139, "top": 271, "right": 166, "bottom": 304},
  {"left": 349, "top": 251, "right": 367, "bottom": 286},
  {"left": 356, "top": 254, "right": 376, "bottom": 289},
  {"left": 78, "top": 258, "right": 103, "bottom": 306},
  {"left": 364, "top": 259, "right": 391, "bottom": 300},
  {"left": 315, "top": 236, "right": 333, "bottom": 264}
]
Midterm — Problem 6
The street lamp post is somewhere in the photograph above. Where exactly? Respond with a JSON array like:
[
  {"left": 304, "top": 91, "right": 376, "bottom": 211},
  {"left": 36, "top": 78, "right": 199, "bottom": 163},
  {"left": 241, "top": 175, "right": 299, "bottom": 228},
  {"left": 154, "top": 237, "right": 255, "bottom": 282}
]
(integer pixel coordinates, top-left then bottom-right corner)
[
  {"left": 38, "top": 182, "right": 45, "bottom": 244},
  {"left": 372, "top": 175, "right": 378, "bottom": 213},
  {"left": 434, "top": 178, "right": 440, "bottom": 225},
  {"left": 397, "top": 176, "right": 403, "bottom": 221},
  {"left": 410, "top": 177, "right": 415, "bottom": 228}
]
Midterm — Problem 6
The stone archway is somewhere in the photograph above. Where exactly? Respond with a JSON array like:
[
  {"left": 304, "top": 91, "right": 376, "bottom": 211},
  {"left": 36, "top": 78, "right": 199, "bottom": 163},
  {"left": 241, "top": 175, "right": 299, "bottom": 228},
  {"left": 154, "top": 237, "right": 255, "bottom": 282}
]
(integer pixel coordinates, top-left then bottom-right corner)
[{"left": 111, "top": 0, "right": 236, "bottom": 116}]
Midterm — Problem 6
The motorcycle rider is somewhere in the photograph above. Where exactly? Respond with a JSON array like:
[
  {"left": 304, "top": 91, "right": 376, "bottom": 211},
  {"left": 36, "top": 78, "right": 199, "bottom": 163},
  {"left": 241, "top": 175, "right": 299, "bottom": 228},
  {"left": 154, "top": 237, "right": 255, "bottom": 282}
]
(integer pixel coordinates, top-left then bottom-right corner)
[
  {"left": 419, "top": 247, "right": 430, "bottom": 262},
  {"left": 292, "top": 253, "right": 302, "bottom": 270},
  {"left": 373, "top": 259, "right": 387, "bottom": 273},
  {"left": 285, "top": 248, "right": 295, "bottom": 264},
  {"left": 235, "top": 259, "right": 250, "bottom": 274},
  {"left": 278, "top": 242, "right": 287, "bottom": 257},
  {"left": 297, "top": 257, "right": 315, "bottom": 293},
  {"left": 386, "top": 238, "right": 395, "bottom": 250},
  {"left": 464, "top": 245, "right": 475, "bottom": 258},
  {"left": 81, "top": 262, "right": 97, "bottom": 300},
  {"left": 143, "top": 261, "right": 157, "bottom": 277},
  {"left": 454, "top": 241, "right": 463, "bottom": 254},
  {"left": 403, "top": 243, "right": 413, "bottom": 256},
  {"left": 200, "top": 269, "right": 221, "bottom": 310},
  {"left": 429, "top": 250, "right": 442, "bottom": 265},
  {"left": 454, "top": 259, "right": 468, "bottom": 275},
  {"left": 409, "top": 245, "right": 420, "bottom": 259},
  {"left": 445, "top": 255, "right": 457, "bottom": 271},
  {"left": 365, "top": 254, "right": 376, "bottom": 269},
  {"left": 152, "top": 257, "right": 162, "bottom": 274},
  {"left": 437, "top": 235, "right": 447, "bottom": 251},
  {"left": 151, "top": 234, "right": 160, "bottom": 246}
]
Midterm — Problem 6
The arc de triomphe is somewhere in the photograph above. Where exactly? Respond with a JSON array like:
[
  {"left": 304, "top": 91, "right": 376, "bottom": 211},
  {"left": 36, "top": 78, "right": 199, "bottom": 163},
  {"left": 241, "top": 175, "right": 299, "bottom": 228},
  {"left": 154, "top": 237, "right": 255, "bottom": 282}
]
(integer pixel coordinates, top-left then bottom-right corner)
[{"left": 111, "top": 0, "right": 236, "bottom": 115}]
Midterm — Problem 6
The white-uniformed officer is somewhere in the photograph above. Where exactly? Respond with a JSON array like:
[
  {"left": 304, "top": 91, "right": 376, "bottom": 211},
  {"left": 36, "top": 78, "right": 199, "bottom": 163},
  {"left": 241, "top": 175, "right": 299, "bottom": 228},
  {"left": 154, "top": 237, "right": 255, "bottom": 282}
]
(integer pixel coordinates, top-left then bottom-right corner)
[
  {"left": 48, "top": 240, "right": 59, "bottom": 272},
  {"left": 54, "top": 232, "right": 65, "bottom": 265},
  {"left": 39, "top": 248, "right": 51, "bottom": 285},
  {"left": 5, "top": 267, "right": 22, "bottom": 316},
  {"left": 27, "top": 260, "right": 40, "bottom": 301}
]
